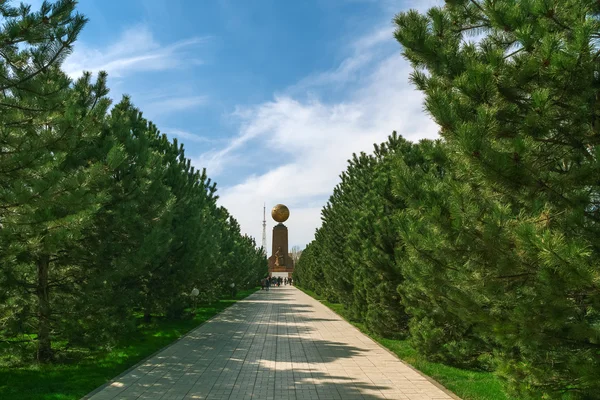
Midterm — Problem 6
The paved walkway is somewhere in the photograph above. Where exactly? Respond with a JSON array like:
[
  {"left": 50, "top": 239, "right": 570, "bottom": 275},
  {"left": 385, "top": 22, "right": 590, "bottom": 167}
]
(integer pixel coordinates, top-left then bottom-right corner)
[{"left": 85, "top": 286, "right": 456, "bottom": 400}]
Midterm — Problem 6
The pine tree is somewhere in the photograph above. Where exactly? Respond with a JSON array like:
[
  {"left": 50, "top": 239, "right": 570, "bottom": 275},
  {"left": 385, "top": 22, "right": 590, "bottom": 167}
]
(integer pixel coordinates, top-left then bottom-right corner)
[
  {"left": 0, "top": 72, "right": 110, "bottom": 362},
  {"left": 0, "top": 0, "right": 97, "bottom": 363},
  {"left": 319, "top": 151, "right": 375, "bottom": 312},
  {"left": 346, "top": 133, "right": 412, "bottom": 337},
  {"left": 0, "top": 0, "right": 86, "bottom": 191},
  {"left": 391, "top": 139, "right": 493, "bottom": 368},
  {"left": 79, "top": 97, "right": 175, "bottom": 332},
  {"left": 395, "top": 0, "right": 600, "bottom": 397},
  {"left": 294, "top": 241, "right": 325, "bottom": 294}
]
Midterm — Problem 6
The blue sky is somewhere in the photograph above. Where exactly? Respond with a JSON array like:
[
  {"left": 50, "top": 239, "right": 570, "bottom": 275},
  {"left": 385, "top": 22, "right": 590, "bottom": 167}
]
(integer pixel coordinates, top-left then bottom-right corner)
[{"left": 47, "top": 0, "right": 440, "bottom": 251}]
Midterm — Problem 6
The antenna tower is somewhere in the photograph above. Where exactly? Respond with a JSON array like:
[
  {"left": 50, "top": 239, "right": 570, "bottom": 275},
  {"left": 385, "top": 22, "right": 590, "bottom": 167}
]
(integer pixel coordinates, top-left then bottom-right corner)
[{"left": 261, "top": 203, "right": 267, "bottom": 256}]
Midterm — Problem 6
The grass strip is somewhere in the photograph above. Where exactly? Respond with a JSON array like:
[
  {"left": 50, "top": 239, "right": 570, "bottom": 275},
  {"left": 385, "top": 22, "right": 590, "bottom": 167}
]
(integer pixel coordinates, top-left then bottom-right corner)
[
  {"left": 0, "top": 288, "right": 259, "bottom": 400},
  {"left": 297, "top": 287, "right": 514, "bottom": 400}
]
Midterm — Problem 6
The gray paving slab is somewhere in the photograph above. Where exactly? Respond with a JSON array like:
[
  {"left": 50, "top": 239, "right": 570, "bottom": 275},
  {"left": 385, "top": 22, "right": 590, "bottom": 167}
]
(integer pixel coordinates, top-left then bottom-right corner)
[{"left": 84, "top": 286, "right": 458, "bottom": 400}]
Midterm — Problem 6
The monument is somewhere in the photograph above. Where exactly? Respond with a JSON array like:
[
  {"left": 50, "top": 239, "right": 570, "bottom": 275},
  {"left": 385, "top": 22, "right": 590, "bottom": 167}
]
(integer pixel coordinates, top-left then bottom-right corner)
[{"left": 268, "top": 204, "right": 295, "bottom": 278}]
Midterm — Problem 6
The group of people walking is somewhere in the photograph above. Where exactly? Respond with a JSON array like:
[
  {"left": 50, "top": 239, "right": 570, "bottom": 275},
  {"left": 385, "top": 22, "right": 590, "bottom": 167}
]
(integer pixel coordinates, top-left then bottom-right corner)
[{"left": 260, "top": 276, "right": 292, "bottom": 291}]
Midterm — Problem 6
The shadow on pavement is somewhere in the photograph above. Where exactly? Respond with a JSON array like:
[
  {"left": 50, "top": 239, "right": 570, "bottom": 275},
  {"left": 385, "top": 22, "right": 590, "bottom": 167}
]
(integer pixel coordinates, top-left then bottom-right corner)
[{"left": 85, "top": 287, "right": 398, "bottom": 399}]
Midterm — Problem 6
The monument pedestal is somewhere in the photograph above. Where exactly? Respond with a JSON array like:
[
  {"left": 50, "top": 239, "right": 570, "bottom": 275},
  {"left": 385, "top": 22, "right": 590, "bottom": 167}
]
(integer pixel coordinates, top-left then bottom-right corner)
[{"left": 268, "top": 223, "right": 295, "bottom": 277}]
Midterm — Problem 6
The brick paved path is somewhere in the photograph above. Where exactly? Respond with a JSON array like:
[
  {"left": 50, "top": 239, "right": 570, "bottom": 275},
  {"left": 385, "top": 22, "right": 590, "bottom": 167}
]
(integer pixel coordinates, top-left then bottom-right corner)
[{"left": 85, "top": 286, "right": 457, "bottom": 400}]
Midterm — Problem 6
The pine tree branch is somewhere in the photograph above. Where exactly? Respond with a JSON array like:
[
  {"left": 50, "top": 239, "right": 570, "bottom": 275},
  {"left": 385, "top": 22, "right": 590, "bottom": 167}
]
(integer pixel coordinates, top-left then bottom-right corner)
[
  {"left": 504, "top": 47, "right": 525, "bottom": 59},
  {"left": 406, "top": 239, "right": 460, "bottom": 272},
  {"left": 0, "top": 14, "right": 54, "bottom": 47},
  {"left": 1, "top": 117, "right": 34, "bottom": 127},
  {"left": 495, "top": 272, "right": 535, "bottom": 280},
  {"left": 548, "top": 15, "right": 571, "bottom": 31},
  {"left": 532, "top": 137, "right": 574, "bottom": 146},
  {"left": 453, "top": 24, "right": 489, "bottom": 33},
  {"left": 459, "top": 1, "right": 490, "bottom": 24},
  {"left": 48, "top": 274, "right": 87, "bottom": 288},
  {"left": 0, "top": 338, "right": 36, "bottom": 344},
  {"left": 469, "top": 0, "right": 486, "bottom": 17},
  {"left": 0, "top": 101, "right": 45, "bottom": 112},
  {"left": 0, "top": 40, "right": 70, "bottom": 91}
]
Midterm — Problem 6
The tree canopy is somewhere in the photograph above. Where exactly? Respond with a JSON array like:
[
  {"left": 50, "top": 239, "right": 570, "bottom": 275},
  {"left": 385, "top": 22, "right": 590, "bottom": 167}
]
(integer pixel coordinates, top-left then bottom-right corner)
[{"left": 0, "top": 0, "right": 266, "bottom": 364}]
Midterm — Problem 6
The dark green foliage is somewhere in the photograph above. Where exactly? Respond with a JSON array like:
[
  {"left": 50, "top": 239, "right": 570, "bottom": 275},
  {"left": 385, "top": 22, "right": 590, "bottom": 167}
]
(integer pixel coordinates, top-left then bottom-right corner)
[
  {"left": 392, "top": 141, "right": 494, "bottom": 370},
  {"left": 294, "top": 241, "right": 332, "bottom": 299},
  {"left": 0, "top": 0, "right": 267, "bottom": 366},
  {"left": 394, "top": 0, "right": 600, "bottom": 397}
]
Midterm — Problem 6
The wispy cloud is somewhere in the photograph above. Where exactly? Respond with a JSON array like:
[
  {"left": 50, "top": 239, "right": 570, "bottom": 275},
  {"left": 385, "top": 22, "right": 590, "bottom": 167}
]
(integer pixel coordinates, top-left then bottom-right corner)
[
  {"left": 199, "top": 24, "right": 439, "bottom": 250},
  {"left": 161, "top": 128, "right": 215, "bottom": 144},
  {"left": 143, "top": 95, "right": 209, "bottom": 117},
  {"left": 289, "top": 26, "right": 394, "bottom": 93},
  {"left": 192, "top": 130, "right": 257, "bottom": 177},
  {"left": 63, "top": 25, "right": 209, "bottom": 78}
]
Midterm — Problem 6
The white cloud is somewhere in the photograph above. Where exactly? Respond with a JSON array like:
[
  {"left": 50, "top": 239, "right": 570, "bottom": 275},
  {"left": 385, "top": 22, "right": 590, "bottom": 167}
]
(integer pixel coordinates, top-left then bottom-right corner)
[
  {"left": 161, "top": 128, "right": 214, "bottom": 144},
  {"left": 143, "top": 96, "right": 209, "bottom": 117},
  {"left": 193, "top": 146, "right": 244, "bottom": 178},
  {"left": 202, "top": 26, "right": 439, "bottom": 252},
  {"left": 290, "top": 26, "right": 394, "bottom": 93},
  {"left": 63, "top": 25, "right": 208, "bottom": 78}
]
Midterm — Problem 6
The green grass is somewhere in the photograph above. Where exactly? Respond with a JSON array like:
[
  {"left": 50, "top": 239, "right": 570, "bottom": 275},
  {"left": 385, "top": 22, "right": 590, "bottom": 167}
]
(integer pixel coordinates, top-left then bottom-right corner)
[
  {"left": 297, "top": 287, "right": 514, "bottom": 400},
  {"left": 0, "top": 288, "right": 258, "bottom": 400}
]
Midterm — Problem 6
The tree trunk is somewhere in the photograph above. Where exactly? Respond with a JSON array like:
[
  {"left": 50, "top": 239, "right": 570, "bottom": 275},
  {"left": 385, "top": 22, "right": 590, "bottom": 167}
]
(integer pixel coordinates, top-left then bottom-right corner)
[
  {"left": 36, "top": 254, "right": 53, "bottom": 362},
  {"left": 143, "top": 298, "right": 152, "bottom": 323}
]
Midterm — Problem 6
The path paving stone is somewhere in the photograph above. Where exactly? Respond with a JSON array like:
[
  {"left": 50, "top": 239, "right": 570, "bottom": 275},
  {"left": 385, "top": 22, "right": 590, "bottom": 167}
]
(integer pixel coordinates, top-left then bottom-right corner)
[{"left": 84, "top": 286, "right": 457, "bottom": 400}]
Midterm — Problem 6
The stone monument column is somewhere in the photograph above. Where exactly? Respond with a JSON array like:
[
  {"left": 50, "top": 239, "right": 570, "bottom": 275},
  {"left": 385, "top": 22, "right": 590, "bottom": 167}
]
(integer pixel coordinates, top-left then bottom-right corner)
[
  {"left": 268, "top": 204, "right": 295, "bottom": 277},
  {"left": 272, "top": 224, "right": 289, "bottom": 266}
]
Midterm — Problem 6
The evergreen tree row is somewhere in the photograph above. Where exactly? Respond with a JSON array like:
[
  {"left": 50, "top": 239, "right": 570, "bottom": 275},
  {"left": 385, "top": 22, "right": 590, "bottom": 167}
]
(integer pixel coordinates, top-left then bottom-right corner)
[
  {"left": 0, "top": 0, "right": 266, "bottom": 364},
  {"left": 295, "top": 0, "right": 600, "bottom": 398}
]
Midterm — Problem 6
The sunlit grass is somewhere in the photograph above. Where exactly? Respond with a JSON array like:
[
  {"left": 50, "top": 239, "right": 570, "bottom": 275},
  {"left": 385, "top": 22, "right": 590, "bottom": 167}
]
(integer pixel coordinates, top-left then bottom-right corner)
[
  {"left": 298, "top": 287, "right": 514, "bottom": 400},
  {"left": 0, "top": 288, "right": 258, "bottom": 400}
]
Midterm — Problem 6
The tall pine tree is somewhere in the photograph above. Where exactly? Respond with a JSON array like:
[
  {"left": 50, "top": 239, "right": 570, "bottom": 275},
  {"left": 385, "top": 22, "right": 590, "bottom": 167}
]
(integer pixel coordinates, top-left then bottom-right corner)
[{"left": 395, "top": 0, "right": 600, "bottom": 397}]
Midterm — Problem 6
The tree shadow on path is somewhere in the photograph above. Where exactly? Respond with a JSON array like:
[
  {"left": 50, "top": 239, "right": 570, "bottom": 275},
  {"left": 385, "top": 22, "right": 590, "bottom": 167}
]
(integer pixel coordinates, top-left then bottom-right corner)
[{"left": 84, "top": 287, "right": 417, "bottom": 399}]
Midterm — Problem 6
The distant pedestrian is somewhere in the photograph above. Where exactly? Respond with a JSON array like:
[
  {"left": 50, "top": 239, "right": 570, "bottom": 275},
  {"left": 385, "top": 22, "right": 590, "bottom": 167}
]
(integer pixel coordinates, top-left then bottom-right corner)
[
  {"left": 284, "top": 277, "right": 288, "bottom": 285},
  {"left": 260, "top": 278, "right": 265, "bottom": 290},
  {"left": 265, "top": 277, "right": 270, "bottom": 291},
  {"left": 289, "top": 277, "right": 293, "bottom": 286}
]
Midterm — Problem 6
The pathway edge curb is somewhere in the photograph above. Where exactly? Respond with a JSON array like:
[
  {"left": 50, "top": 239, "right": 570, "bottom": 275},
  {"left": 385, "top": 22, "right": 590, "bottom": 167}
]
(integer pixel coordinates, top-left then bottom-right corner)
[{"left": 80, "top": 290, "right": 260, "bottom": 400}]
